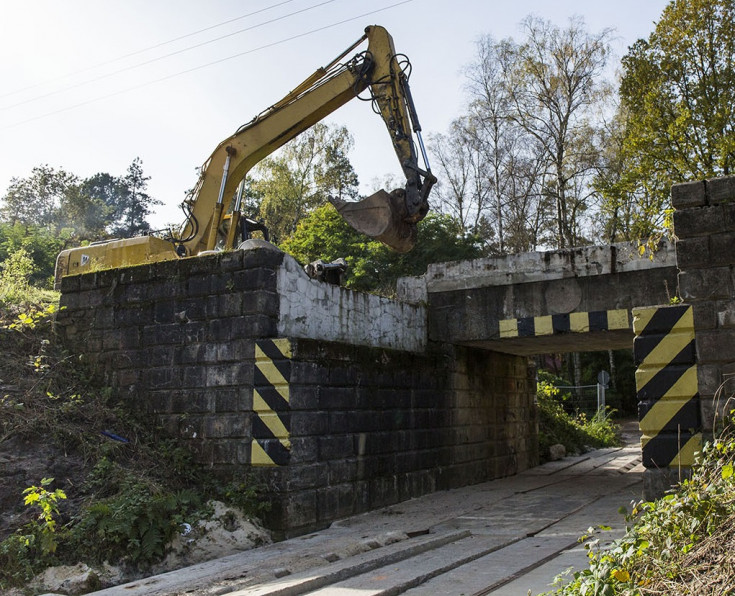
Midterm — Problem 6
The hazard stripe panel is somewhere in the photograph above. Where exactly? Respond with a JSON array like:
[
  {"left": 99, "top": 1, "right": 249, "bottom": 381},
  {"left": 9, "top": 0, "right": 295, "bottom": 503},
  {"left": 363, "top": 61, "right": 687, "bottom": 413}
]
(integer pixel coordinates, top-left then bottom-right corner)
[
  {"left": 633, "top": 305, "right": 701, "bottom": 469},
  {"left": 499, "top": 309, "right": 630, "bottom": 338},
  {"left": 252, "top": 338, "right": 291, "bottom": 466}
]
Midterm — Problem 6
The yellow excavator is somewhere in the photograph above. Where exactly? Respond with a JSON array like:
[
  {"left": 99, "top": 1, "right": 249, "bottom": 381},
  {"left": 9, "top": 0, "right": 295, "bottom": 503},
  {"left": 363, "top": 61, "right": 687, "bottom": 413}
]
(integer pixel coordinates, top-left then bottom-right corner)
[{"left": 54, "top": 25, "right": 436, "bottom": 289}]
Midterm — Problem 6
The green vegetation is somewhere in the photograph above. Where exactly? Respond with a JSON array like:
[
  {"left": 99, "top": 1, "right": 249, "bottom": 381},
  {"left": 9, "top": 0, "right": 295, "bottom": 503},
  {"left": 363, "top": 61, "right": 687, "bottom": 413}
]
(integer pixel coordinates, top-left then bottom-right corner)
[
  {"left": 281, "top": 205, "right": 483, "bottom": 295},
  {"left": 544, "top": 408, "right": 735, "bottom": 595},
  {"left": 607, "top": 0, "right": 735, "bottom": 242},
  {"left": 1, "top": 160, "right": 160, "bottom": 242},
  {"left": 537, "top": 371, "right": 620, "bottom": 461},
  {"left": 250, "top": 123, "right": 359, "bottom": 243},
  {"left": 2, "top": 1, "right": 735, "bottom": 591},
  {"left": 0, "top": 260, "right": 267, "bottom": 590},
  {"left": 0, "top": 247, "right": 58, "bottom": 308}
]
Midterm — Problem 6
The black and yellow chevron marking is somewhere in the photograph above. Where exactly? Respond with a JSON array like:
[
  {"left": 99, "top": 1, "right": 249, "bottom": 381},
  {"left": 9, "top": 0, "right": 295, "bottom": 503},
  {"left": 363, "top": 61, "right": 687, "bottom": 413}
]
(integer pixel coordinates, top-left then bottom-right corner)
[
  {"left": 499, "top": 309, "right": 630, "bottom": 338},
  {"left": 252, "top": 338, "right": 291, "bottom": 466},
  {"left": 633, "top": 305, "right": 701, "bottom": 469}
]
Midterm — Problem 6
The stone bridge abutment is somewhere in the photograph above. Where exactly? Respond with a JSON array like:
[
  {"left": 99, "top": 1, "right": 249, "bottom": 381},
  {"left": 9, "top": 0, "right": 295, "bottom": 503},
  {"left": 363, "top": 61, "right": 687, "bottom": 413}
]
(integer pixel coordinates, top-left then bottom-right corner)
[
  {"left": 57, "top": 241, "right": 537, "bottom": 535},
  {"left": 57, "top": 176, "right": 735, "bottom": 531}
]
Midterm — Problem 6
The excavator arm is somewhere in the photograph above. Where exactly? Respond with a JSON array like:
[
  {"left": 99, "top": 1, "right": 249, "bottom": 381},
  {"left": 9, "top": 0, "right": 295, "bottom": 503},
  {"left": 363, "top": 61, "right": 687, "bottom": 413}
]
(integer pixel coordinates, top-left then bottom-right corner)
[
  {"left": 177, "top": 25, "right": 434, "bottom": 255},
  {"left": 54, "top": 25, "right": 434, "bottom": 288}
]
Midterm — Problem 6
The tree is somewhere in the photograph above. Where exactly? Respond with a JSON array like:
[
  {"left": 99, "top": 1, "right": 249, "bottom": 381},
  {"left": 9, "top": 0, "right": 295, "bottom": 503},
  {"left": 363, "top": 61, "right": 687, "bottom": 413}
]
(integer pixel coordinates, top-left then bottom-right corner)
[
  {"left": 1, "top": 159, "right": 160, "bottom": 241},
  {"left": 610, "top": 0, "right": 735, "bottom": 235},
  {"left": 503, "top": 16, "right": 614, "bottom": 249},
  {"left": 436, "top": 19, "right": 614, "bottom": 254},
  {"left": 61, "top": 180, "right": 111, "bottom": 239},
  {"left": 0, "top": 166, "right": 78, "bottom": 229},
  {"left": 250, "top": 123, "right": 359, "bottom": 242},
  {"left": 464, "top": 34, "right": 556, "bottom": 253},
  {"left": 113, "top": 158, "right": 161, "bottom": 236},
  {"left": 79, "top": 173, "right": 123, "bottom": 236},
  {"left": 592, "top": 105, "right": 666, "bottom": 242},
  {"left": 463, "top": 37, "right": 518, "bottom": 253},
  {"left": 281, "top": 205, "right": 482, "bottom": 295},
  {"left": 430, "top": 118, "right": 492, "bottom": 241}
]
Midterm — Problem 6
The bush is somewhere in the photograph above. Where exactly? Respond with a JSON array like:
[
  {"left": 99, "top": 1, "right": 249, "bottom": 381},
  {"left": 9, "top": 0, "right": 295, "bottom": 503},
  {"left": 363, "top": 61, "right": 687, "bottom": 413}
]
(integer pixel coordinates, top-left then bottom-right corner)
[
  {"left": 537, "top": 372, "right": 620, "bottom": 460},
  {"left": 69, "top": 473, "right": 202, "bottom": 568},
  {"left": 0, "top": 478, "right": 67, "bottom": 586},
  {"left": 544, "top": 407, "right": 735, "bottom": 595},
  {"left": 0, "top": 301, "right": 269, "bottom": 589},
  {"left": 0, "top": 247, "right": 58, "bottom": 310}
]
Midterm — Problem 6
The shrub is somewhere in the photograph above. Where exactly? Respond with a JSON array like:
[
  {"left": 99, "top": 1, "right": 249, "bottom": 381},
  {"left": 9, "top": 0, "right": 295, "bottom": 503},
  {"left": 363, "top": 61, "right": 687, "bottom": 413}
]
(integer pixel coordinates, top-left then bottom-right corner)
[
  {"left": 69, "top": 475, "right": 202, "bottom": 568},
  {"left": 0, "top": 300, "right": 268, "bottom": 587},
  {"left": 0, "top": 247, "right": 57, "bottom": 310},
  {"left": 544, "top": 408, "right": 735, "bottom": 595},
  {"left": 0, "top": 478, "right": 67, "bottom": 587},
  {"left": 537, "top": 373, "right": 620, "bottom": 460}
]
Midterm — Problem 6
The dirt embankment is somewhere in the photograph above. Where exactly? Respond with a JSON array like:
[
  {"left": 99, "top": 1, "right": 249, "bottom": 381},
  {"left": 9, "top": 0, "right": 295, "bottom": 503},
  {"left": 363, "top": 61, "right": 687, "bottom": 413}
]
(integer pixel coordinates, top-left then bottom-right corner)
[{"left": 0, "top": 310, "right": 271, "bottom": 594}]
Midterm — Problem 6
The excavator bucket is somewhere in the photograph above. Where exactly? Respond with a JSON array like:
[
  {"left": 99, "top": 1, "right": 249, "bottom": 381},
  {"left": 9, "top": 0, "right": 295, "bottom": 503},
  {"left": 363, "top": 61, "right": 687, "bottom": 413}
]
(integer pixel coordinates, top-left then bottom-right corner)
[{"left": 329, "top": 189, "right": 418, "bottom": 253}]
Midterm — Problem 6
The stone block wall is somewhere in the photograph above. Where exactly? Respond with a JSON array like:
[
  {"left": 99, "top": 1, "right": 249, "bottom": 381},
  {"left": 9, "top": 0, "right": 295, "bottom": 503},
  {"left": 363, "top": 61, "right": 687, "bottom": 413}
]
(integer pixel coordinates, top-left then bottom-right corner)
[
  {"left": 260, "top": 339, "right": 536, "bottom": 534},
  {"left": 672, "top": 177, "right": 735, "bottom": 430},
  {"left": 57, "top": 248, "right": 282, "bottom": 469},
  {"left": 56, "top": 244, "right": 537, "bottom": 533}
]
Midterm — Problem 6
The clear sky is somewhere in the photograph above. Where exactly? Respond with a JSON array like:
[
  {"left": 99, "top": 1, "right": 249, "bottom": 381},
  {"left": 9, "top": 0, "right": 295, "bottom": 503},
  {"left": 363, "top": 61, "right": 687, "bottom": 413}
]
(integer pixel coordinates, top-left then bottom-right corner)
[{"left": 0, "top": 0, "right": 670, "bottom": 228}]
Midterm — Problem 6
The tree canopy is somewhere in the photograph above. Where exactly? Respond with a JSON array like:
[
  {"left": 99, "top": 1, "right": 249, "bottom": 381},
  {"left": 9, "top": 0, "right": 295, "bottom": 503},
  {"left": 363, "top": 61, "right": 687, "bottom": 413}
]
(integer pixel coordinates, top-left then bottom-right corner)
[
  {"left": 0, "top": 159, "right": 159, "bottom": 240},
  {"left": 431, "top": 16, "right": 614, "bottom": 252},
  {"left": 0, "top": 159, "right": 159, "bottom": 285},
  {"left": 281, "top": 204, "right": 483, "bottom": 295},
  {"left": 604, "top": 0, "right": 735, "bottom": 238},
  {"left": 248, "top": 123, "right": 359, "bottom": 243}
]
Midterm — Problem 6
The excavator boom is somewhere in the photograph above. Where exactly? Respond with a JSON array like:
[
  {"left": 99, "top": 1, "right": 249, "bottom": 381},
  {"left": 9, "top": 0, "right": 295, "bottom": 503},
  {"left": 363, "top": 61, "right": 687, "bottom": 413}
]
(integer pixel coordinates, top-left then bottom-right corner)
[{"left": 55, "top": 25, "right": 435, "bottom": 287}]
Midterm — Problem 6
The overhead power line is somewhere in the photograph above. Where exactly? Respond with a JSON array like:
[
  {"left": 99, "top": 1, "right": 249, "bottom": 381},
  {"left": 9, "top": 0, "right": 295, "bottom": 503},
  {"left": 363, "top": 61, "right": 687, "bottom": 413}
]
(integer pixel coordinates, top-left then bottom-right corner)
[
  {"left": 0, "top": 0, "right": 298, "bottom": 101},
  {"left": 1, "top": 0, "right": 339, "bottom": 112},
  {"left": 2, "top": 0, "right": 413, "bottom": 131}
]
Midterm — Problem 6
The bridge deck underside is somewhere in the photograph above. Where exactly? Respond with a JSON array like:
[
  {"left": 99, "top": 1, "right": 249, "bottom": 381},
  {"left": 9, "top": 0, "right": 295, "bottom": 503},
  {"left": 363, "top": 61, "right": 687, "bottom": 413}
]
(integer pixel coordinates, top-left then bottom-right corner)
[{"left": 461, "top": 329, "right": 634, "bottom": 356}]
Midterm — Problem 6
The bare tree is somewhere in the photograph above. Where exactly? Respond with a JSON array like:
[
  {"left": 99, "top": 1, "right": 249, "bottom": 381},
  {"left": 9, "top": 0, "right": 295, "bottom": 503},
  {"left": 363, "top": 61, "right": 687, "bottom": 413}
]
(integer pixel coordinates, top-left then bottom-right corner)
[
  {"left": 464, "top": 37, "right": 516, "bottom": 252},
  {"left": 431, "top": 17, "right": 613, "bottom": 253},
  {"left": 501, "top": 16, "right": 613, "bottom": 249},
  {"left": 461, "top": 34, "right": 557, "bottom": 253},
  {"left": 429, "top": 117, "right": 491, "bottom": 239}
]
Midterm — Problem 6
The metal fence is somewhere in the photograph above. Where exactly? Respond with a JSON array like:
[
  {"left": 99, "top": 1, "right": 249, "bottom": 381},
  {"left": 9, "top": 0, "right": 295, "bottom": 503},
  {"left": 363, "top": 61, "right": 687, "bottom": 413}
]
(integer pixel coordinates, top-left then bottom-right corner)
[{"left": 555, "top": 384, "right": 607, "bottom": 417}]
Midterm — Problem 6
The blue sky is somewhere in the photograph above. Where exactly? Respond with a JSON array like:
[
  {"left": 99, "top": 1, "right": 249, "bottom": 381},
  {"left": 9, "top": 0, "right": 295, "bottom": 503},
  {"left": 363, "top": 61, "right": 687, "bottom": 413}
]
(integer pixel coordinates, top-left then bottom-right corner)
[{"left": 0, "top": 0, "right": 670, "bottom": 227}]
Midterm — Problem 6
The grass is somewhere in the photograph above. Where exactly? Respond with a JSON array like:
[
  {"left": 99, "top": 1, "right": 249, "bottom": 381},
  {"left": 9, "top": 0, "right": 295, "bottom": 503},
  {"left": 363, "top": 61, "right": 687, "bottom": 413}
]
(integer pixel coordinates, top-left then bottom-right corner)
[{"left": 0, "top": 288, "right": 267, "bottom": 590}]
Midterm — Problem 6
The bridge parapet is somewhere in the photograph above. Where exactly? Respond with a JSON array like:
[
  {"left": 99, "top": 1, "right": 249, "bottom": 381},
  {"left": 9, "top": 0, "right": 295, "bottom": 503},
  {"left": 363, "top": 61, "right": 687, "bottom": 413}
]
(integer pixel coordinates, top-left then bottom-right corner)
[
  {"left": 398, "top": 241, "right": 678, "bottom": 355},
  {"left": 400, "top": 241, "right": 676, "bottom": 300}
]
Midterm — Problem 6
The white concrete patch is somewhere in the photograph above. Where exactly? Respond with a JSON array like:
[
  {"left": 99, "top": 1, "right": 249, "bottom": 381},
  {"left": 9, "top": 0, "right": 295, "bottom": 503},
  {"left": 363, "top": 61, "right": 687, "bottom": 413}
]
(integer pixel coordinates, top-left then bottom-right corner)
[
  {"left": 154, "top": 501, "right": 271, "bottom": 573},
  {"left": 277, "top": 254, "right": 427, "bottom": 353}
]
